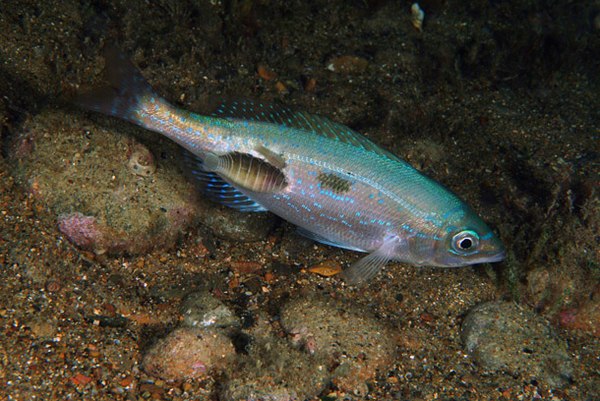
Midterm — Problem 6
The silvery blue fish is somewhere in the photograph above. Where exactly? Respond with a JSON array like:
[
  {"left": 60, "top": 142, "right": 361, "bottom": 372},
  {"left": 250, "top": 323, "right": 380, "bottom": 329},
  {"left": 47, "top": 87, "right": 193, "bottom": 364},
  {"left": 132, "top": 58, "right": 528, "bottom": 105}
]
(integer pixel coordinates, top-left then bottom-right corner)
[{"left": 78, "top": 47, "right": 505, "bottom": 285}]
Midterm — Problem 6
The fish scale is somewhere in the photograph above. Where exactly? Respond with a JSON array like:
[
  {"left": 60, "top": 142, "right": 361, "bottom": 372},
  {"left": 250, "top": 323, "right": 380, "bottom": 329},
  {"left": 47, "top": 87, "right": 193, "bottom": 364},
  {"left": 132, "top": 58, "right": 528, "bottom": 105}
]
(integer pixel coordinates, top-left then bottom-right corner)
[{"left": 77, "top": 47, "right": 505, "bottom": 285}]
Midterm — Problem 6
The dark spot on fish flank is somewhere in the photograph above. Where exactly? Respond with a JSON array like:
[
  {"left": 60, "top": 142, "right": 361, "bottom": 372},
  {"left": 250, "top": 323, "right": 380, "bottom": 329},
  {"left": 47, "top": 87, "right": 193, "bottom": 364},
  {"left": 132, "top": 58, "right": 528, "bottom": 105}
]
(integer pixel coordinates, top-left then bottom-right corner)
[{"left": 318, "top": 172, "right": 352, "bottom": 194}]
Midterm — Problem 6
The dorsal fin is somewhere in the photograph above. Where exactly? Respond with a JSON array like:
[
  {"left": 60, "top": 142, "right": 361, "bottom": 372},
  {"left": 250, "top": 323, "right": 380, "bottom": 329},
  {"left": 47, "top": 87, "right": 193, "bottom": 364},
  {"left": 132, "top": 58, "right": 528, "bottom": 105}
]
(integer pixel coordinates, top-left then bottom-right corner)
[{"left": 211, "top": 99, "right": 402, "bottom": 161}]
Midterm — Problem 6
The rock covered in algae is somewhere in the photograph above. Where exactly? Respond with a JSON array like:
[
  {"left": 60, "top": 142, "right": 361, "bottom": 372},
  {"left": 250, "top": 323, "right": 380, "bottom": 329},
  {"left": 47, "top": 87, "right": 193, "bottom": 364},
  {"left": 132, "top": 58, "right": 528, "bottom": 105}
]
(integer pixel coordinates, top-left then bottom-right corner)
[
  {"left": 142, "top": 327, "right": 235, "bottom": 381},
  {"left": 280, "top": 295, "right": 397, "bottom": 396},
  {"left": 461, "top": 301, "right": 573, "bottom": 388},
  {"left": 9, "top": 109, "right": 200, "bottom": 254},
  {"left": 219, "top": 337, "right": 329, "bottom": 401}
]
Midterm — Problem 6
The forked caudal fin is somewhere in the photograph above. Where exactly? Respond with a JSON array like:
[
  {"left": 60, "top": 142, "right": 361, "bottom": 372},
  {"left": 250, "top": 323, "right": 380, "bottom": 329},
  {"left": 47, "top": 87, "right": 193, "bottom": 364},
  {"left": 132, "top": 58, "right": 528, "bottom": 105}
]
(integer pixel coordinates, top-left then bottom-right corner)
[{"left": 76, "top": 46, "right": 158, "bottom": 123}]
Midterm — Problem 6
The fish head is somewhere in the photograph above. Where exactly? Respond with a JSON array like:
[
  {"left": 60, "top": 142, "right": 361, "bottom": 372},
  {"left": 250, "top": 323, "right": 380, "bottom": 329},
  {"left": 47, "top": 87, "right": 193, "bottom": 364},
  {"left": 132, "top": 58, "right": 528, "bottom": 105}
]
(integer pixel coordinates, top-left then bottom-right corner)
[{"left": 425, "top": 206, "right": 505, "bottom": 267}]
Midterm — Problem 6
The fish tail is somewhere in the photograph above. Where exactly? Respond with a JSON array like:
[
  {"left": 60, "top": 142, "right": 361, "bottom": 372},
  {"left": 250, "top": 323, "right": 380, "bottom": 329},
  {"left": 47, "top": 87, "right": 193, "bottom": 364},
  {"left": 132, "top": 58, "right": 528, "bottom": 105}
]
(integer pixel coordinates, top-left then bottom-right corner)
[{"left": 77, "top": 46, "right": 159, "bottom": 124}]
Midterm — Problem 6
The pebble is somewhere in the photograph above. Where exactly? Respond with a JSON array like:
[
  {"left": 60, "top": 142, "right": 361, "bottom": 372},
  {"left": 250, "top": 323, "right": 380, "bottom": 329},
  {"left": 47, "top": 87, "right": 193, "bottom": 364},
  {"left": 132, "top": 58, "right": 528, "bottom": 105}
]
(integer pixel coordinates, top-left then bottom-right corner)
[
  {"left": 326, "top": 55, "right": 369, "bottom": 74},
  {"left": 257, "top": 64, "right": 277, "bottom": 81},
  {"left": 179, "top": 290, "right": 240, "bottom": 330},
  {"left": 461, "top": 301, "right": 573, "bottom": 388},
  {"left": 307, "top": 259, "right": 342, "bottom": 277},
  {"left": 142, "top": 327, "right": 235, "bottom": 381},
  {"left": 70, "top": 373, "right": 92, "bottom": 386},
  {"left": 411, "top": 2, "right": 425, "bottom": 32},
  {"left": 230, "top": 260, "right": 263, "bottom": 274},
  {"left": 274, "top": 81, "right": 288, "bottom": 95},
  {"left": 27, "top": 315, "right": 58, "bottom": 339},
  {"left": 303, "top": 77, "right": 317, "bottom": 92}
]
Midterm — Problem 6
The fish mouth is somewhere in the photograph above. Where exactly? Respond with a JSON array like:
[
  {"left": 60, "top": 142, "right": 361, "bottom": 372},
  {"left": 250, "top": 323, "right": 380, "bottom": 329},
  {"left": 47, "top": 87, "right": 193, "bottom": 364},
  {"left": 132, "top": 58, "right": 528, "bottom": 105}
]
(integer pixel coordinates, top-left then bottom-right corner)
[
  {"left": 460, "top": 248, "right": 505, "bottom": 266},
  {"left": 436, "top": 248, "right": 506, "bottom": 267},
  {"left": 485, "top": 249, "right": 506, "bottom": 263}
]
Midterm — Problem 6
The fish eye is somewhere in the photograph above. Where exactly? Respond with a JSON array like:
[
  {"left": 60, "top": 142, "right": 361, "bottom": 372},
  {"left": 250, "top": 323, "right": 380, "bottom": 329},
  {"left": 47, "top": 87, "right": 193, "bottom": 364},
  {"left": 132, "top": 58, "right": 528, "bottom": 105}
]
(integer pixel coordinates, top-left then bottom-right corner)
[
  {"left": 459, "top": 237, "right": 473, "bottom": 249},
  {"left": 451, "top": 230, "right": 480, "bottom": 254}
]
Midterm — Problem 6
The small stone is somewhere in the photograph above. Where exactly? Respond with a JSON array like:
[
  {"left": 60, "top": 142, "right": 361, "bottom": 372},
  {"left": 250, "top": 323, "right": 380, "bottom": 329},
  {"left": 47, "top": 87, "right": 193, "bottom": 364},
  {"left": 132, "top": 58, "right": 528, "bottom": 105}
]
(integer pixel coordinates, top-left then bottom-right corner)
[
  {"left": 70, "top": 373, "right": 93, "bottom": 386},
  {"left": 86, "top": 344, "right": 101, "bottom": 358},
  {"left": 230, "top": 260, "right": 262, "bottom": 274},
  {"left": 275, "top": 81, "right": 288, "bottom": 94},
  {"left": 27, "top": 316, "right": 57, "bottom": 339},
  {"left": 557, "top": 287, "right": 600, "bottom": 337},
  {"left": 142, "top": 327, "right": 235, "bottom": 381},
  {"left": 45, "top": 280, "right": 61, "bottom": 292},
  {"left": 57, "top": 212, "right": 108, "bottom": 254},
  {"left": 119, "top": 376, "right": 133, "bottom": 388},
  {"left": 257, "top": 64, "right": 277, "bottom": 81},
  {"left": 326, "top": 55, "right": 369, "bottom": 74},
  {"left": 263, "top": 272, "right": 275, "bottom": 283},
  {"left": 179, "top": 290, "right": 240, "bottom": 329},
  {"left": 139, "top": 383, "right": 163, "bottom": 399},
  {"left": 461, "top": 301, "right": 573, "bottom": 388},
  {"left": 303, "top": 77, "right": 317, "bottom": 92},
  {"left": 411, "top": 2, "right": 425, "bottom": 32},
  {"left": 308, "top": 260, "right": 342, "bottom": 277}
]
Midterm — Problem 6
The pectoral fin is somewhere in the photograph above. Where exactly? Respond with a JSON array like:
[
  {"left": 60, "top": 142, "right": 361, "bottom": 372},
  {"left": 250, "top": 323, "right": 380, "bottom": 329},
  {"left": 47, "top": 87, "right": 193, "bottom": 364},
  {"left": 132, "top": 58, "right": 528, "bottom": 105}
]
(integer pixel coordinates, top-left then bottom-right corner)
[
  {"left": 342, "top": 236, "right": 401, "bottom": 285},
  {"left": 204, "top": 151, "right": 287, "bottom": 193},
  {"left": 181, "top": 149, "right": 267, "bottom": 212}
]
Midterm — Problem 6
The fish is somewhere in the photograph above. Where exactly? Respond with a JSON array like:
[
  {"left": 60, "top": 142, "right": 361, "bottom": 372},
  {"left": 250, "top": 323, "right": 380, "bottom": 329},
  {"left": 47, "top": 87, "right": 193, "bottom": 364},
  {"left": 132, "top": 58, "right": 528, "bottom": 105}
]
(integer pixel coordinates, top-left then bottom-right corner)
[{"left": 77, "top": 47, "right": 505, "bottom": 285}]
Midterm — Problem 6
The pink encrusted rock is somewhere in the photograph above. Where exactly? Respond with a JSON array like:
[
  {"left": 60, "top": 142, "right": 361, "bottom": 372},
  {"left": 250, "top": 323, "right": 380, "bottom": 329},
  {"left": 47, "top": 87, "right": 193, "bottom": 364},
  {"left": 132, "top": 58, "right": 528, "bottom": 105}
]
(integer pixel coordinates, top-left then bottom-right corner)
[
  {"left": 557, "top": 286, "right": 600, "bottom": 337},
  {"left": 57, "top": 212, "right": 105, "bottom": 251}
]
